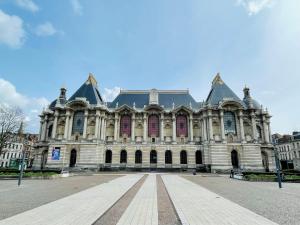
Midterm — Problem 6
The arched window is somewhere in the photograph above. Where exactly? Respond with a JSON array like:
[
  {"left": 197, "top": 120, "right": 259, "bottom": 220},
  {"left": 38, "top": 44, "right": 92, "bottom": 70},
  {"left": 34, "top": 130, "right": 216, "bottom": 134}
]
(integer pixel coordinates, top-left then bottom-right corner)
[
  {"left": 231, "top": 150, "right": 239, "bottom": 169},
  {"left": 176, "top": 115, "right": 188, "bottom": 137},
  {"left": 120, "top": 150, "right": 127, "bottom": 163},
  {"left": 135, "top": 150, "right": 142, "bottom": 164},
  {"left": 72, "top": 111, "right": 84, "bottom": 134},
  {"left": 256, "top": 125, "right": 262, "bottom": 139},
  {"left": 105, "top": 150, "right": 112, "bottom": 163},
  {"left": 195, "top": 150, "right": 202, "bottom": 164},
  {"left": 148, "top": 115, "right": 159, "bottom": 137},
  {"left": 70, "top": 149, "right": 77, "bottom": 167},
  {"left": 120, "top": 115, "right": 131, "bottom": 137},
  {"left": 48, "top": 124, "right": 53, "bottom": 138},
  {"left": 165, "top": 150, "right": 172, "bottom": 164},
  {"left": 180, "top": 150, "right": 187, "bottom": 164},
  {"left": 224, "top": 112, "right": 236, "bottom": 134},
  {"left": 150, "top": 150, "right": 157, "bottom": 164}
]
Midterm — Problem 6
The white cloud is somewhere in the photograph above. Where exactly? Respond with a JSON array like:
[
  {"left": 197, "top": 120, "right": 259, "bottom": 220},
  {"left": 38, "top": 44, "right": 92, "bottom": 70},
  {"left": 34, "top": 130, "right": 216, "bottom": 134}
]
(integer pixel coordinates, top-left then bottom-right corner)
[
  {"left": 237, "top": 0, "right": 275, "bottom": 15},
  {"left": 103, "top": 87, "right": 121, "bottom": 102},
  {"left": 35, "top": 22, "right": 57, "bottom": 36},
  {"left": 0, "top": 78, "right": 49, "bottom": 133},
  {"left": 15, "top": 0, "right": 39, "bottom": 13},
  {"left": 0, "top": 10, "right": 25, "bottom": 48},
  {"left": 70, "top": 0, "right": 83, "bottom": 15}
]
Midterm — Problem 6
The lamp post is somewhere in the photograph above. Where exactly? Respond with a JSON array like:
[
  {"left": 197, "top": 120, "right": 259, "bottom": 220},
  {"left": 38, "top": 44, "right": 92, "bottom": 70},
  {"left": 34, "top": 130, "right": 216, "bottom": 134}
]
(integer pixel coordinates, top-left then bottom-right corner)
[
  {"left": 18, "top": 141, "right": 27, "bottom": 186},
  {"left": 273, "top": 144, "right": 282, "bottom": 189}
]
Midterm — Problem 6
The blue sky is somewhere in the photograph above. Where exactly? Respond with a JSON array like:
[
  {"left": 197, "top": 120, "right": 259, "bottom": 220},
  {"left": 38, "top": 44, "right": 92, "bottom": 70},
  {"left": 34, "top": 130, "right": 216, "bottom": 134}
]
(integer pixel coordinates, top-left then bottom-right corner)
[{"left": 0, "top": 0, "right": 299, "bottom": 134}]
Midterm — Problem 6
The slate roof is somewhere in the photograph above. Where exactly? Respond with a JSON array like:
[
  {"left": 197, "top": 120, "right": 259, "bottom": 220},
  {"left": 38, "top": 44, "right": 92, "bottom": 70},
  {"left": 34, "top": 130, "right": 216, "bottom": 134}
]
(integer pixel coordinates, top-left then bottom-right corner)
[
  {"left": 206, "top": 74, "right": 245, "bottom": 107},
  {"left": 68, "top": 74, "right": 103, "bottom": 105},
  {"left": 108, "top": 91, "right": 202, "bottom": 109}
]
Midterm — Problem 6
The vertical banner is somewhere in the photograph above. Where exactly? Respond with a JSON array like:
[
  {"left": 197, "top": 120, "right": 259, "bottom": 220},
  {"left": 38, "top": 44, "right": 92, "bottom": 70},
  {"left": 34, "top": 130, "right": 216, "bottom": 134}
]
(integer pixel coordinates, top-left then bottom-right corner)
[{"left": 52, "top": 147, "right": 60, "bottom": 160}]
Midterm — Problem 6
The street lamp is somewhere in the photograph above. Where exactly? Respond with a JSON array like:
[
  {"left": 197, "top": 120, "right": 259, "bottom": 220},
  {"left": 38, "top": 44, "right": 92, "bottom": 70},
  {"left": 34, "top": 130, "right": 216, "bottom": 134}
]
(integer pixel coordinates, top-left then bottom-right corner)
[
  {"left": 18, "top": 140, "right": 27, "bottom": 186},
  {"left": 273, "top": 145, "right": 282, "bottom": 189}
]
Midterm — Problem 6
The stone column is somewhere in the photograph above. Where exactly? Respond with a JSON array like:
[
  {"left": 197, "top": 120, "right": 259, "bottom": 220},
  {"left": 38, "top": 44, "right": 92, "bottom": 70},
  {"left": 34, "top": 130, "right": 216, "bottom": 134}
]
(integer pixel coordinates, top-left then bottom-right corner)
[
  {"left": 64, "top": 111, "right": 70, "bottom": 140},
  {"left": 131, "top": 113, "right": 135, "bottom": 142},
  {"left": 239, "top": 110, "right": 245, "bottom": 143},
  {"left": 39, "top": 120, "right": 43, "bottom": 141},
  {"left": 82, "top": 110, "right": 88, "bottom": 139},
  {"left": 189, "top": 114, "right": 194, "bottom": 143},
  {"left": 220, "top": 110, "right": 226, "bottom": 143},
  {"left": 160, "top": 113, "right": 164, "bottom": 143},
  {"left": 99, "top": 116, "right": 103, "bottom": 140},
  {"left": 208, "top": 110, "right": 213, "bottom": 142},
  {"left": 263, "top": 115, "right": 270, "bottom": 143},
  {"left": 103, "top": 117, "right": 107, "bottom": 141},
  {"left": 114, "top": 113, "right": 119, "bottom": 142},
  {"left": 251, "top": 112, "right": 257, "bottom": 142},
  {"left": 68, "top": 112, "right": 74, "bottom": 140},
  {"left": 95, "top": 110, "right": 100, "bottom": 139},
  {"left": 202, "top": 114, "right": 208, "bottom": 143},
  {"left": 143, "top": 113, "right": 147, "bottom": 143},
  {"left": 51, "top": 111, "right": 58, "bottom": 139},
  {"left": 172, "top": 113, "right": 176, "bottom": 143},
  {"left": 41, "top": 116, "right": 48, "bottom": 141},
  {"left": 267, "top": 119, "right": 272, "bottom": 144}
]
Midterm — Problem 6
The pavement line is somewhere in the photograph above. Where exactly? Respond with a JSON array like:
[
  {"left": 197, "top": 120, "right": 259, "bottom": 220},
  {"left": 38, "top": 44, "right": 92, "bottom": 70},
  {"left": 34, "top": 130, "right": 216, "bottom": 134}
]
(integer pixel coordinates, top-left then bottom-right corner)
[
  {"left": 162, "top": 175, "right": 278, "bottom": 225},
  {"left": 0, "top": 174, "right": 143, "bottom": 225},
  {"left": 116, "top": 174, "right": 158, "bottom": 225}
]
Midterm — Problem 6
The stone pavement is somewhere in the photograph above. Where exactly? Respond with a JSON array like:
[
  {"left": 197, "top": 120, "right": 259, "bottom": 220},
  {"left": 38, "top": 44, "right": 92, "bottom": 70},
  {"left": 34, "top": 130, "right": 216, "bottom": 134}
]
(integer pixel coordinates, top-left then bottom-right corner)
[
  {"left": 117, "top": 174, "right": 158, "bottom": 225},
  {"left": 0, "top": 174, "right": 143, "bottom": 225},
  {"left": 0, "top": 173, "right": 281, "bottom": 225},
  {"left": 162, "top": 175, "right": 278, "bottom": 225}
]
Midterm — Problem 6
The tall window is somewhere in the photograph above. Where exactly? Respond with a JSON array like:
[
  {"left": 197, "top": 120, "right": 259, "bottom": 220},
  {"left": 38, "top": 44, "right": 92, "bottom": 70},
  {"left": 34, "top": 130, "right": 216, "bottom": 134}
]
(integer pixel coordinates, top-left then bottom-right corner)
[
  {"left": 105, "top": 150, "right": 112, "bottom": 163},
  {"left": 165, "top": 150, "right": 172, "bottom": 164},
  {"left": 195, "top": 150, "right": 202, "bottom": 164},
  {"left": 148, "top": 115, "right": 159, "bottom": 137},
  {"left": 180, "top": 150, "right": 187, "bottom": 164},
  {"left": 72, "top": 111, "right": 84, "bottom": 134},
  {"left": 224, "top": 112, "right": 236, "bottom": 134},
  {"left": 120, "top": 150, "right": 127, "bottom": 163},
  {"left": 176, "top": 115, "right": 188, "bottom": 137},
  {"left": 120, "top": 115, "right": 131, "bottom": 137},
  {"left": 150, "top": 150, "right": 157, "bottom": 164},
  {"left": 135, "top": 150, "right": 142, "bottom": 164}
]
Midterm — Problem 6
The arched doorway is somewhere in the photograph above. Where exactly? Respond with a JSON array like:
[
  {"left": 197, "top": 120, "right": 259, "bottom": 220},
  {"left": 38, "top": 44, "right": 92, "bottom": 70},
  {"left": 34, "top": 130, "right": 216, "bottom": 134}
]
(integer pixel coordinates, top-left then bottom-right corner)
[
  {"left": 150, "top": 150, "right": 157, "bottom": 164},
  {"left": 105, "top": 150, "right": 112, "bottom": 163},
  {"left": 231, "top": 150, "right": 239, "bottom": 169},
  {"left": 195, "top": 150, "right": 202, "bottom": 164},
  {"left": 135, "top": 150, "right": 142, "bottom": 164},
  {"left": 41, "top": 150, "right": 48, "bottom": 169},
  {"left": 261, "top": 151, "right": 269, "bottom": 172},
  {"left": 69, "top": 149, "right": 77, "bottom": 167},
  {"left": 165, "top": 150, "right": 172, "bottom": 164},
  {"left": 180, "top": 150, "right": 187, "bottom": 164},
  {"left": 120, "top": 150, "right": 127, "bottom": 163}
]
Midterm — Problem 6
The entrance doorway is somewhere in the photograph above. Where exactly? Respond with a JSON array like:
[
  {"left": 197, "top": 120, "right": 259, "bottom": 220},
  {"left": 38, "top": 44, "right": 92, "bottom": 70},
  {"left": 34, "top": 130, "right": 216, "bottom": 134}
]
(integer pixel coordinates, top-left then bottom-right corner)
[
  {"left": 69, "top": 149, "right": 77, "bottom": 167},
  {"left": 231, "top": 150, "right": 239, "bottom": 169},
  {"left": 150, "top": 150, "right": 157, "bottom": 164}
]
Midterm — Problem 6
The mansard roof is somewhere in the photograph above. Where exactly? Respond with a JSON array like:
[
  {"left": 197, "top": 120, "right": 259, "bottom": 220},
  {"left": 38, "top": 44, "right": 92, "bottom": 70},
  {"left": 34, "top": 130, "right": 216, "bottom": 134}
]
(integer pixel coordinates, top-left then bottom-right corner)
[
  {"left": 206, "top": 74, "right": 245, "bottom": 108},
  {"left": 68, "top": 74, "right": 103, "bottom": 105},
  {"left": 108, "top": 90, "right": 201, "bottom": 109}
]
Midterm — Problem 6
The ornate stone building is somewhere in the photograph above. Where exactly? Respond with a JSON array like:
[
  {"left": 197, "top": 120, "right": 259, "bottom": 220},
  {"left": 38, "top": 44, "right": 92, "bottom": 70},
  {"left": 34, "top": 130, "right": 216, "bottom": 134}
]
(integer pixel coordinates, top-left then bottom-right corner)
[{"left": 34, "top": 74, "right": 275, "bottom": 172}]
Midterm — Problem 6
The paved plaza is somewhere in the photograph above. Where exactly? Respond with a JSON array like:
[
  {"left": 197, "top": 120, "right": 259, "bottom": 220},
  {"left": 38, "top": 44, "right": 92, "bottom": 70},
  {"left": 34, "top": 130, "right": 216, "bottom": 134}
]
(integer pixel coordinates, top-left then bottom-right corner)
[{"left": 0, "top": 173, "right": 299, "bottom": 225}]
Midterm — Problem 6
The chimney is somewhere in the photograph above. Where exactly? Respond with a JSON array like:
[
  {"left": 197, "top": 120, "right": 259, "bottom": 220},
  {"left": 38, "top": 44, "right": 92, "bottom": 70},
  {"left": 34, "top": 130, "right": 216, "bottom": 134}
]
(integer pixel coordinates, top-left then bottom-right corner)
[
  {"left": 59, "top": 87, "right": 66, "bottom": 101},
  {"left": 243, "top": 86, "right": 250, "bottom": 99}
]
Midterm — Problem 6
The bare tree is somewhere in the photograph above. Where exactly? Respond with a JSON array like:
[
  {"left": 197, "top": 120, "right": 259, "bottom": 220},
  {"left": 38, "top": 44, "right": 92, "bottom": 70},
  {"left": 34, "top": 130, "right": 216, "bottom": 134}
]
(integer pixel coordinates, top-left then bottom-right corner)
[{"left": 0, "top": 105, "right": 23, "bottom": 156}]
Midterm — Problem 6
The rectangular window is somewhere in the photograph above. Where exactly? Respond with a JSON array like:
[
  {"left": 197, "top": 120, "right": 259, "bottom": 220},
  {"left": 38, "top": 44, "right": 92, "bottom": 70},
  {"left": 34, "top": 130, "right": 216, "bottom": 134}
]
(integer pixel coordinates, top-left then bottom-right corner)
[
  {"left": 72, "top": 111, "right": 85, "bottom": 135},
  {"left": 224, "top": 112, "right": 237, "bottom": 134}
]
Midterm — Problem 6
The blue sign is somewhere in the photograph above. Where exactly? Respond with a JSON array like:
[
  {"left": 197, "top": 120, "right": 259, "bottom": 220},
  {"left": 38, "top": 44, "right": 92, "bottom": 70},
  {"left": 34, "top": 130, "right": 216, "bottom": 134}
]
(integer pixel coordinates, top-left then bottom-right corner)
[{"left": 52, "top": 148, "right": 60, "bottom": 160}]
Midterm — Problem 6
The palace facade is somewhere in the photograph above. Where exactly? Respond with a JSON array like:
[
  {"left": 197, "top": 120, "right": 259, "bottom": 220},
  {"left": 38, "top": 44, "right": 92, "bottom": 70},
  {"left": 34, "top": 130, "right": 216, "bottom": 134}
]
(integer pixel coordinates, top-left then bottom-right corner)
[{"left": 34, "top": 74, "right": 275, "bottom": 172}]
